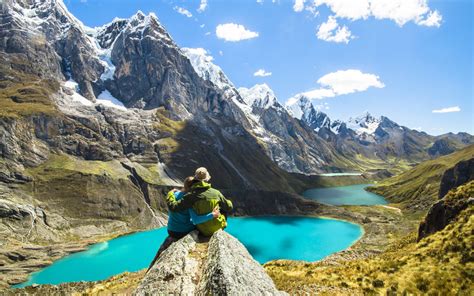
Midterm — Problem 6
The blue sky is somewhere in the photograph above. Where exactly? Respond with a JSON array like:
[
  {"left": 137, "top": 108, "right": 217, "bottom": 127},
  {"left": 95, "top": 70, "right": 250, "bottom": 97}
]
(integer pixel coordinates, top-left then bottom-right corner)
[{"left": 65, "top": 0, "right": 473, "bottom": 135}]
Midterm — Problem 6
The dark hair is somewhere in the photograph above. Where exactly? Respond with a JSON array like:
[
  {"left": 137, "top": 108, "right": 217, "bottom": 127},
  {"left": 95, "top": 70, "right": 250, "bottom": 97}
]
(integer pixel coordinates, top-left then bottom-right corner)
[{"left": 183, "top": 176, "right": 194, "bottom": 192}]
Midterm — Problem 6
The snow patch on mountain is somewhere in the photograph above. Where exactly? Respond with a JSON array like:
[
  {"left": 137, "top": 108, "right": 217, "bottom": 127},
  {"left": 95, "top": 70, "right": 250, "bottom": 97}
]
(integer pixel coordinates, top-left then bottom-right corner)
[
  {"left": 347, "top": 112, "right": 381, "bottom": 135},
  {"left": 63, "top": 80, "right": 93, "bottom": 106},
  {"left": 182, "top": 47, "right": 235, "bottom": 91},
  {"left": 238, "top": 84, "right": 282, "bottom": 111},
  {"left": 285, "top": 95, "right": 314, "bottom": 120},
  {"left": 97, "top": 90, "right": 127, "bottom": 110}
]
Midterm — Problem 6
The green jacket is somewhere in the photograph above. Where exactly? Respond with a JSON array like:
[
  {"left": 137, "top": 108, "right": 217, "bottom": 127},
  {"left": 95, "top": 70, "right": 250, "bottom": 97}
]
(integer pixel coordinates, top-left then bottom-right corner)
[{"left": 166, "top": 181, "right": 233, "bottom": 236}]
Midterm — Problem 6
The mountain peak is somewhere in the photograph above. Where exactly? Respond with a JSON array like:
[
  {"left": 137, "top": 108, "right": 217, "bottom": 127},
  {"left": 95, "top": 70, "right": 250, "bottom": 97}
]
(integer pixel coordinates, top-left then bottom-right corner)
[
  {"left": 285, "top": 94, "right": 312, "bottom": 120},
  {"left": 238, "top": 84, "right": 279, "bottom": 110},
  {"left": 347, "top": 112, "right": 381, "bottom": 135},
  {"left": 182, "top": 47, "right": 235, "bottom": 92}
]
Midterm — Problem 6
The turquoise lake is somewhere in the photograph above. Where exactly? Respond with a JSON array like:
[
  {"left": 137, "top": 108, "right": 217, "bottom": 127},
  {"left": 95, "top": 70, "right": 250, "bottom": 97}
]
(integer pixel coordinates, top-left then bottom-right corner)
[
  {"left": 14, "top": 216, "right": 362, "bottom": 288},
  {"left": 303, "top": 184, "right": 388, "bottom": 206}
]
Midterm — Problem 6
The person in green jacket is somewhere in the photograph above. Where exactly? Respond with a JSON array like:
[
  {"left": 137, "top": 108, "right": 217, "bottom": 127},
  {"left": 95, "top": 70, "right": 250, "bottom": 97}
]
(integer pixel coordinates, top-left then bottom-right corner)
[{"left": 166, "top": 167, "right": 233, "bottom": 237}]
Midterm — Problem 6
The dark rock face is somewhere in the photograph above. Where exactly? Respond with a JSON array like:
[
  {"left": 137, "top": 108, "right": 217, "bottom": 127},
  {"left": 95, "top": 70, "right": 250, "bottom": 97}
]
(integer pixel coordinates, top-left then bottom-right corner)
[
  {"left": 428, "top": 138, "right": 458, "bottom": 157},
  {"left": 418, "top": 180, "right": 473, "bottom": 241},
  {"left": 439, "top": 158, "right": 474, "bottom": 198}
]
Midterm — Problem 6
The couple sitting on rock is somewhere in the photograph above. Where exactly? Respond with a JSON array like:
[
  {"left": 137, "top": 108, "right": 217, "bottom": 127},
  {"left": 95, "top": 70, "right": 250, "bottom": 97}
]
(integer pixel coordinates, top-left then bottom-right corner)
[{"left": 148, "top": 167, "right": 233, "bottom": 271}]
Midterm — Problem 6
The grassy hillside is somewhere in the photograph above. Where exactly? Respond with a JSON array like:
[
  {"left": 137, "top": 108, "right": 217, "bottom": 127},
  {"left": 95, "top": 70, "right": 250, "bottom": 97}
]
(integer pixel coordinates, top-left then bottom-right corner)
[
  {"left": 265, "top": 181, "right": 474, "bottom": 295},
  {"left": 367, "top": 144, "right": 474, "bottom": 213}
]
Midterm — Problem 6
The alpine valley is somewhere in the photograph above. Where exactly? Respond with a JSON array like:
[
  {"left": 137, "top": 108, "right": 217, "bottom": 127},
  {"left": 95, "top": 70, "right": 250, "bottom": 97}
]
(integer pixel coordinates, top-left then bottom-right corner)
[{"left": 0, "top": 0, "right": 473, "bottom": 295}]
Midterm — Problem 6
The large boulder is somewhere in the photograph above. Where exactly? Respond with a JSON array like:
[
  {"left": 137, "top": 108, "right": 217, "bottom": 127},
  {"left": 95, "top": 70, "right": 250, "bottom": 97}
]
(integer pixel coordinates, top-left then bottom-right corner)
[{"left": 135, "top": 231, "right": 286, "bottom": 295}]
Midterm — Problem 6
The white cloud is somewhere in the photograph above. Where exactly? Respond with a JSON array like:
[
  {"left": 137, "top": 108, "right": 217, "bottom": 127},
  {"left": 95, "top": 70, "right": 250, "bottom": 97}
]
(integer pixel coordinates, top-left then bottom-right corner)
[
  {"left": 288, "top": 69, "right": 384, "bottom": 101},
  {"left": 296, "top": 88, "right": 336, "bottom": 100},
  {"left": 205, "top": 31, "right": 211, "bottom": 36},
  {"left": 219, "top": 50, "right": 224, "bottom": 56},
  {"left": 317, "top": 15, "right": 353, "bottom": 43},
  {"left": 216, "top": 23, "right": 259, "bottom": 42},
  {"left": 432, "top": 106, "right": 461, "bottom": 113},
  {"left": 417, "top": 10, "right": 442, "bottom": 27},
  {"left": 197, "top": 0, "right": 208, "bottom": 13},
  {"left": 254, "top": 69, "right": 272, "bottom": 77},
  {"left": 318, "top": 69, "right": 384, "bottom": 95},
  {"left": 293, "top": 0, "right": 305, "bottom": 12},
  {"left": 313, "top": 0, "right": 442, "bottom": 27},
  {"left": 183, "top": 47, "right": 213, "bottom": 62},
  {"left": 314, "top": 0, "right": 370, "bottom": 20},
  {"left": 174, "top": 6, "right": 192, "bottom": 18},
  {"left": 200, "top": 24, "right": 205, "bottom": 28},
  {"left": 257, "top": 0, "right": 264, "bottom": 4}
]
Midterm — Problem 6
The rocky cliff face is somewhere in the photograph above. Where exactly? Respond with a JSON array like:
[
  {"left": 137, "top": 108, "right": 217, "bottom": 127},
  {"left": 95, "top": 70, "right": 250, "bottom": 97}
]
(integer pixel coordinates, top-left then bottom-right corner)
[
  {"left": 438, "top": 158, "right": 474, "bottom": 198},
  {"left": 135, "top": 230, "right": 286, "bottom": 295},
  {"left": 418, "top": 158, "right": 474, "bottom": 240}
]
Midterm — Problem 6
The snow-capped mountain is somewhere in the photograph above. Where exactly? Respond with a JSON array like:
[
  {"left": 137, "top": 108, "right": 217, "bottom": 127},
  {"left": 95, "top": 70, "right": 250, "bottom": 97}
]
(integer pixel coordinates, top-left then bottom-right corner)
[
  {"left": 182, "top": 51, "right": 337, "bottom": 173},
  {"left": 2, "top": 0, "right": 472, "bottom": 183},
  {"left": 285, "top": 95, "right": 331, "bottom": 132},
  {"left": 238, "top": 84, "right": 279, "bottom": 110},
  {"left": 182, "top": 48, "right": 234, "bottom": 92},
  {"left": 347, "top": 112, "right": 382, "bottom": 136}
]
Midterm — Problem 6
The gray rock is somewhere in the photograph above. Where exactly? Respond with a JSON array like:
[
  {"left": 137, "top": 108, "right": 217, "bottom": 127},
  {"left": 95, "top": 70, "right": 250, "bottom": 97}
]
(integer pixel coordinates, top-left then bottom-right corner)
[
  {"left": 134, "top": 234, "right": 200, "bottom": 296},
  {"left": 198, "top": 231, "right": 286, "bottom": 296},
  {"left": 135, "top": 231, "right": 286, "bottom": 296}
]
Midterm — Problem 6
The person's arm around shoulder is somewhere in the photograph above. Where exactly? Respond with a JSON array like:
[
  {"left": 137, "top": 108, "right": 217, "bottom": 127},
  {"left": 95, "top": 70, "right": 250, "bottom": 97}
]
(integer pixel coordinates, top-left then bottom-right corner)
[
  {"left": 189, "top": 206, "right": 220, "bottom": 225},
  {"left": 166, "top": 189, "right": 196, "bottom": 212}
]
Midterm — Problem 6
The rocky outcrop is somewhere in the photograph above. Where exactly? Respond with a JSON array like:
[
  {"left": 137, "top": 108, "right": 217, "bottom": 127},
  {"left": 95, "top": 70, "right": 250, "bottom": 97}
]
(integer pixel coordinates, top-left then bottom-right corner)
[
  {"left": 135, "top": 231, "right": 286, "bottom": 295},
  {"left": 418, "top": 180, "right": 473, "bottom": 241},
  {"left": 438, "top": 158, "right": 474, "bottom": 198}
]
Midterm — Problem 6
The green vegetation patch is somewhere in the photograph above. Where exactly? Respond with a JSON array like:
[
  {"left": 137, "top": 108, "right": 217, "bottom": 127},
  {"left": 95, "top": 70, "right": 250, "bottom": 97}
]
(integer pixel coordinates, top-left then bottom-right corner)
[
  {"left": 265, "top": 181, "right": 474, "bottom": 295},
  {"left": 0, "top": 59, "right": 60, "bottom": 118},
  {"left": 368, "top": 145, "right": 474, "bottom": 212},
  {"left": 26, "top": 153, "right": 131, "bottom": 181}
]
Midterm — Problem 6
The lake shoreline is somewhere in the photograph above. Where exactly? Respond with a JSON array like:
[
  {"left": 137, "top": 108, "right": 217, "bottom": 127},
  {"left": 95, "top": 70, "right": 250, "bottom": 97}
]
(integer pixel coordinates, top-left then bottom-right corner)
[{"left": 3, "top": 183, "right": 418, "bottom": 292}]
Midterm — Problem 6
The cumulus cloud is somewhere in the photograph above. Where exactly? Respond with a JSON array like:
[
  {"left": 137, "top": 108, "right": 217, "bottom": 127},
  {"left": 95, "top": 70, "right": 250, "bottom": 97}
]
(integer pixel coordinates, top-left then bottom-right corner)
[
  {"left": 317, "top": 16, "right": 353, "bottom": 43},
  {"left": 174, "top": 6, "right": 192, "bottom": 18},
  {"left": 216, "top": 23, "right": 259, "bottom": 42},
  {"left": 254, "top": 69, "right": 272, "bottom": 77},
  {"left": 288, "top": 69, "right": 384, "bottom": 101},
  {"left": 312, "top": 0, "right": 442, "bottom": 27},
  {"left": 432, "top": 106, "right": 461, "bottom": 113},
  {"left": 197, "top": 0, "right": 208, "bottom": 13},
  {"left": 293, "top": 0, "right": 305, "bottom": 12},
  {"left": 318, "top": 69, "right": 384, "bottom": 95}
]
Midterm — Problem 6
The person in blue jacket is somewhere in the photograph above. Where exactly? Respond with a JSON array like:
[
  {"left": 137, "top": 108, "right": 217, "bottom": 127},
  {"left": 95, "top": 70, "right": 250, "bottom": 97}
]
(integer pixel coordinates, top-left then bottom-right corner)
[{"left": 147, "top": 176, "right": 219, "bottom": 272}]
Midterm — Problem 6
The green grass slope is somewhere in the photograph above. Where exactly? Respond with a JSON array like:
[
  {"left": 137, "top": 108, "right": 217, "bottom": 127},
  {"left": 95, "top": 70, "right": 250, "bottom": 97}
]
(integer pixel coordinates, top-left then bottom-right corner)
[
  {"left": 265, "top": 181, "right": 474, "bottom": 295},
  {"left": 367, "top": 144, "right": 474, "bottom": 213}
]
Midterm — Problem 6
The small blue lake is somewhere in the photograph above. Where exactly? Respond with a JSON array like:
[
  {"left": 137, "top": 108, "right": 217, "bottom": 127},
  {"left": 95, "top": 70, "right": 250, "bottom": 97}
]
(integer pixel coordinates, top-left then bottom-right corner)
[
  {"left": 303, "top": 184, "right": 387, "bottom": 206},
  {"left": 14, "top": 216, "right": 362, "bottom": 288}
]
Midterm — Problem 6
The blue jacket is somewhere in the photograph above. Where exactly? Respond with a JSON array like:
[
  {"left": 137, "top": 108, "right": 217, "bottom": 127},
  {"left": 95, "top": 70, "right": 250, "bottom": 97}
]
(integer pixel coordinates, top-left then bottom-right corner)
[{"left": 167, "top": 191, "right": 214, "bottom": 233}]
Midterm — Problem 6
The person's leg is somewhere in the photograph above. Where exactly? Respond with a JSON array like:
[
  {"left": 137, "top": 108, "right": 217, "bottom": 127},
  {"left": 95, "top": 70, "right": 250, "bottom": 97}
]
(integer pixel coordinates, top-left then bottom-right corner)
[{"left": 146, "top": 230, "right": 189, "bottom": 273}]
